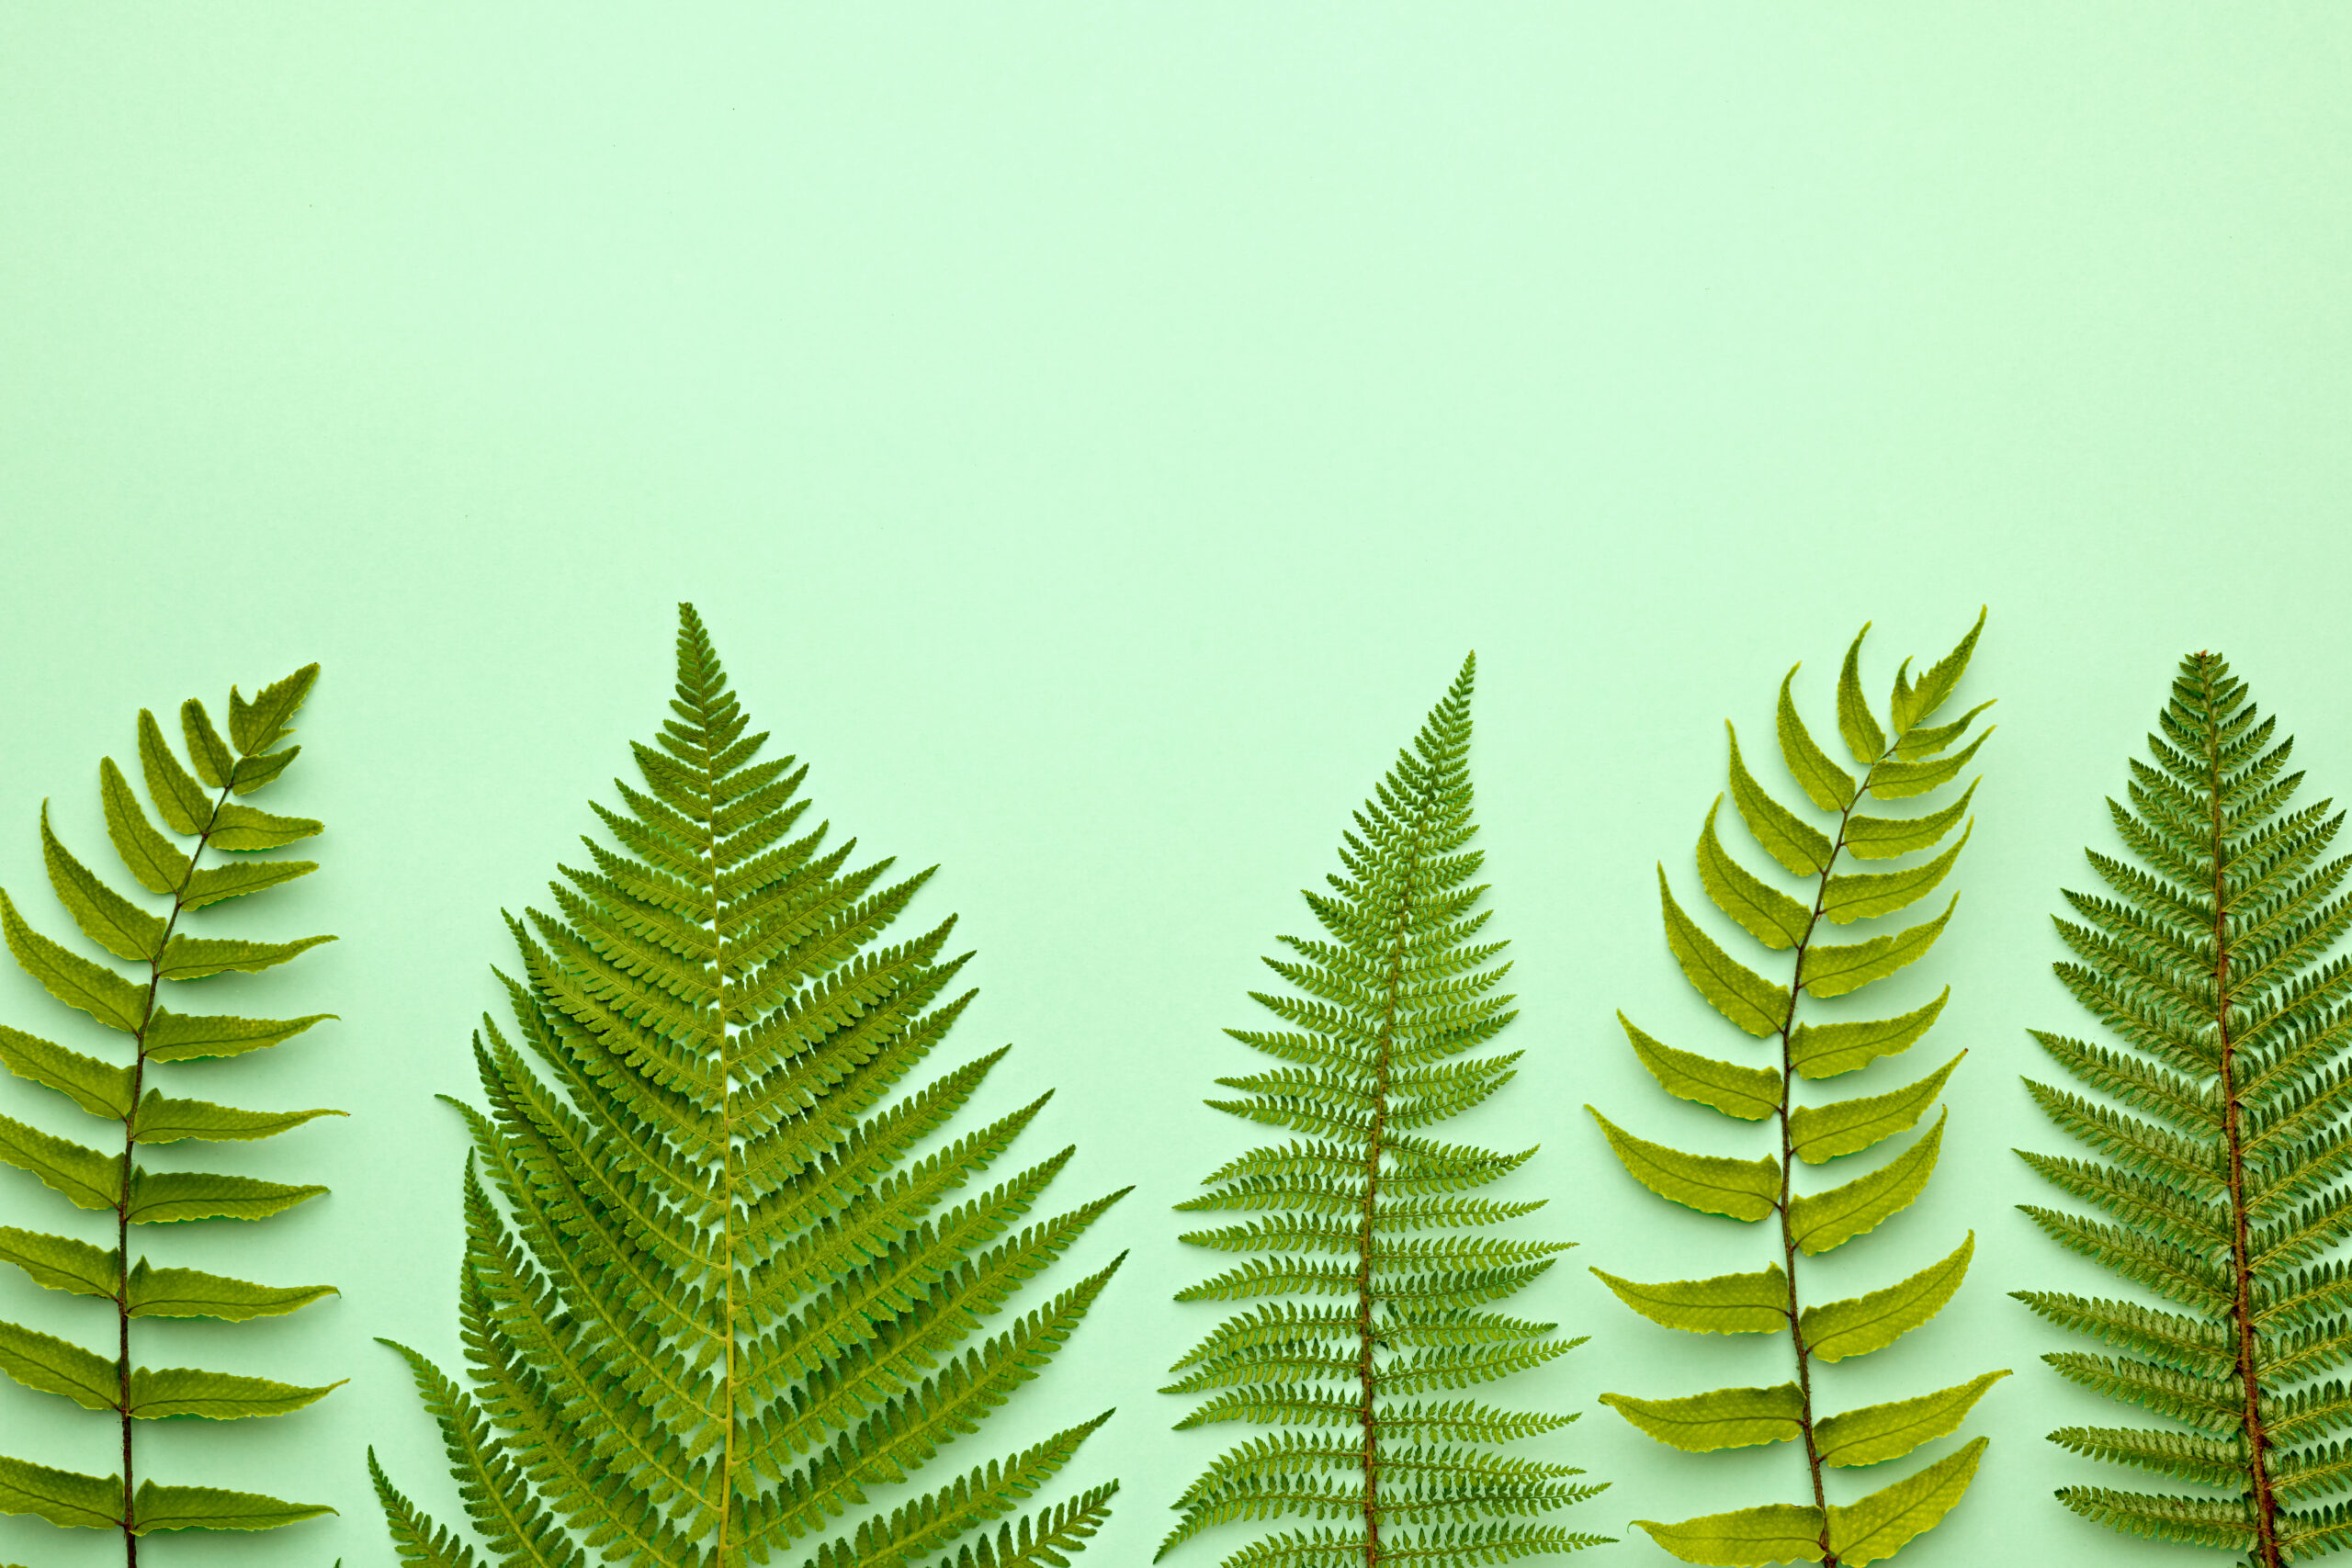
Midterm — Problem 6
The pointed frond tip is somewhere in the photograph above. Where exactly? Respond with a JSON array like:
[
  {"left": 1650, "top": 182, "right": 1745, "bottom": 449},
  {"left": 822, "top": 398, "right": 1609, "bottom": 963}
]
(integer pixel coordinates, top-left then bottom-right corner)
[{"left": 373, "top": 605, "right": 1122, "bottom": 1566}]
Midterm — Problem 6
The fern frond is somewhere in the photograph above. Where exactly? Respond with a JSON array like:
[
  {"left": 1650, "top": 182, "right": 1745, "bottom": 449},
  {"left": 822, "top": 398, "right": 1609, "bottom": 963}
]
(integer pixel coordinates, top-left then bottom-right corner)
[
  {"left": 2022, "top": 649, "right": 2352, "bottom": 1563},
  {"left": 0, "top": 667, "right": 340, "bottom": 1557},
  {"left": 376, "top": 606, "right": 1122, "bottom": 1567},
  {"left": 1590, "top": 613, "right": 2001, "bottom": 1567},
  {"left": 1161, "top": 657, "right": 1603, "bottom": 1565}
]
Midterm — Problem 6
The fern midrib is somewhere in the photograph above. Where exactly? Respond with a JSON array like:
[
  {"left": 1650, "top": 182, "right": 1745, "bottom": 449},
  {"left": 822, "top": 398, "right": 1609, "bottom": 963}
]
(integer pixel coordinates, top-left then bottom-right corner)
[
  {"left": 699, "top": 709, "right": 746, "bottom": 1568},
  {"left": 113, "top": 771, "right": 236, "bottom": 1562},
  {"left": 2203, "top": 662, "right": 2284, "bottom": 1568},
  {"left": 1771, "top": 764, "right": 1877, "bottom": 1568},
  {"left": 1355, "top": 778, "right": 1437, "bottom": 1566}
]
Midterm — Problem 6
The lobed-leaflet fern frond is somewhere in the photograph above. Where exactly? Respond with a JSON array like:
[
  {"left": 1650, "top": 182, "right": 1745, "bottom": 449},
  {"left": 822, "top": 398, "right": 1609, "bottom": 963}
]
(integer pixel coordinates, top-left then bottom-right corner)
[
  {"left": 369, "top": 604, "right": 1125, "bottom": 1568},
  {"left": 1588, "top": 612, "right": 2004, "bottom": 1566},
  {"left": 0, "top": 666, "right": 343, "bottom": 1564},
  {"left": 1159, "top": 656, "right": 1610, "bottom": 1568},
  {"left": 2018, "top": 651, "right": 2352, "bottom": 1567}
]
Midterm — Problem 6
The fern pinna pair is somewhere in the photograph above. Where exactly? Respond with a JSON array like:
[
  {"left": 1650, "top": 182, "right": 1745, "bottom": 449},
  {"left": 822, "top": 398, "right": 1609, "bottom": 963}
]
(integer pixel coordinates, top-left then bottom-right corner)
[{"left": 0, "top": 610, "right": 2340, "bottom": 1568}]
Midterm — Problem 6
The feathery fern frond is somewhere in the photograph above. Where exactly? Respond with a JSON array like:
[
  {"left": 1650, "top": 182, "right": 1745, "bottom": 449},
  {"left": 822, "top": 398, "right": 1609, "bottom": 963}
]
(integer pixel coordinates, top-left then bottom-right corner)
[
  {"left": 370, "top": 604, "right": 1124, "bottom": 1568},
  {"left": 2019, "top": 651, "right": 2352, "bottom": 1567},
  {"left": 1589, "top": 613, "right": 2003, "bottom": 1566},
  {"left": 1160, "top": 656, "right": 1608, "bottom": 1568},
  {"left": 0, "top": 666, "right": 342, "bottom": 1562}
]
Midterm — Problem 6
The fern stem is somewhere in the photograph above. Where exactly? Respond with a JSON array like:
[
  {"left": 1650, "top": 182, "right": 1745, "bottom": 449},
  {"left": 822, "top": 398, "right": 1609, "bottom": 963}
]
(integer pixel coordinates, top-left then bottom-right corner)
[
  {"left": 1354, "top": 774, "right": 1430, "bottom": 1566},
  {"left": 2196, "top": 656, "right": 2283, "bottom": 1567},
  {"left": 1770, "top": 770, "right": 1874, "bottom": 1568},
  {"left": 685, "top": 639, "right": 744, "bottom": 1568},
  {"left": 112, "top": 774, "right": 236, "bottom": 1563}
]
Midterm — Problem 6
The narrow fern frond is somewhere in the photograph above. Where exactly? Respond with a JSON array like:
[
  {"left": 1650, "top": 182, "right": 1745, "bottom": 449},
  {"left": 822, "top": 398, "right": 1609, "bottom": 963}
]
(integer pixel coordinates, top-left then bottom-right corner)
[
  {"left": 2022, "top": 650, "right": 2352, "bottom": 1564},
  {"left": 0, "top": 667, "right": 341, "bottom": 1560},
  {"left": 1589, "top": 612, "right": 2002, "bottom": 1566},
  {"left": 376, "top": 605, "right": 1123, "bottom": 1568},
  {"left": 1161, "top": 658, "right": 1604, "bottom": 1566}
]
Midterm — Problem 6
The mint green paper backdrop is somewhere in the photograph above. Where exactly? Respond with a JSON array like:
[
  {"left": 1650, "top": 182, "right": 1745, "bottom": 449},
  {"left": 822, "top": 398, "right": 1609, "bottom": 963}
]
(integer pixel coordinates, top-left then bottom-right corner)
[{"left": 2, "top": 6, "right": 2346, "bottom": 1564}]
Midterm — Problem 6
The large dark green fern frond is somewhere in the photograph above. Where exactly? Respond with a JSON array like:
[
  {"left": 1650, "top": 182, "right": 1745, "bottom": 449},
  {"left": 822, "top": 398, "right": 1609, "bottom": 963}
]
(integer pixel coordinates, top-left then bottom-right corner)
[
  {"left": 1159, "top": 656, "right": 1610, "bottom": 1568},
  {"left": 2020, "top": 651, "right": 2352, "bottom": 1567},
  {"left": 371, "top": 604, "right": 1125, "bottom": 1568},
  {"left": 1589, "top": 612, "right": 2002, "bottom": 1567},
  {"left": 0, "top": 665, "right": 342, "bottom": 1564}
]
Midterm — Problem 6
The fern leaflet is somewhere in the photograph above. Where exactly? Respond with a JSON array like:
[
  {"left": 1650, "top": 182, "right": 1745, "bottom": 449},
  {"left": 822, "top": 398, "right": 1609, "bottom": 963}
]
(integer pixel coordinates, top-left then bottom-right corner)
[
  {"left": 1159, "top": 655, "right": 1610, "bottom": 1567},
  {"left": 370, "top": 604, "right": 1125, "bottom": 1568},
  {"left": 1589, "top": 613, "right": 2004, "bottom": 1566},
  {"left": 0, "top": 665, "right": 341, "bottom": 1563},
  {"left": 2018, "top": 651, "right": 2352, "bottom": 1566}
]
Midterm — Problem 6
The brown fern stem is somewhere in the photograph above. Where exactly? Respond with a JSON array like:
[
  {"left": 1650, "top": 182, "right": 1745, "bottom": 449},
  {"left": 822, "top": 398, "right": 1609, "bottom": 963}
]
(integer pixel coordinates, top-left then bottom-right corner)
[
  {"left": 1354, "top": 773, "right": 1432, "bottom": 1566},
  {"left": 1353, "top": 1046, "right": 1389, "bottom": 1564},
  {"left": 1770, "top": 762, "right": 1877, "bottom": 1568},
  {"left": 2197, "top": 658, "right": 2282, "bottom": 1567},
  {"left": 113, "top": 776, "right": 235, "bottom": 1564}
]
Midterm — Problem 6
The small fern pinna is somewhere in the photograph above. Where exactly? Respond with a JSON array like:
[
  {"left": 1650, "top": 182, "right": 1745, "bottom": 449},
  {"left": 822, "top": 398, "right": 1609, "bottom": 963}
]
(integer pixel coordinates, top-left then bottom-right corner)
[
  {"left": 1588, "top": 613, "right": 2002, "bottom": 1566},
  {"left": 2019, "top": 653, "right": 2352, "bottom": 1564},
  {"left": 1160, "top": 656, "right": 1609, "bottom": 1568},
  {"left": 372, "top": 604, "right": 1125, "bottom": 1568},
  {"left": 0, "top": 667, "right": 342, "bottom": 1563}
]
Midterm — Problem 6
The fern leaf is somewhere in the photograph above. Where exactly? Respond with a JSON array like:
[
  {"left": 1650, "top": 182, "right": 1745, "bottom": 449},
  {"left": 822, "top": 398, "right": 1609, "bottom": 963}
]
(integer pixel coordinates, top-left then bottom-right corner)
[
  {"left": 1630, "top": 1505, "right": 1824, "bottom": 1565},
  {"left": 1797, "top": 899, "right": 1954, "bottom": 999},
  {"left": 1728, "top": 727, "right": 1833, "bottom": 877},
  {"left": 1585, "top": 1109, "right": 1780, "bottom": 1221},
  {"left": 1592, "top": 614, "right": 2001, "bottom": 1566},
  {"left": 1589, "top": 1266, "right": 1789, "bottom": 1336},
  {"left": 1787, "top": 993, "right": 1948, "bottom": 1081},
  {"left": 1598, "top": 1384, "right": 1804, "bottom": 1452},
  {"left": 1843, "top": 786, "right": 1977, "bottom": 863},
  {"left": 1785, "top": 1116, "right": 1942, "bottom": 1257},
  {"left": 375, "top": 604, "right": 1121, "bottom": 1568},
  {"left": 1621, "top": 1014, "right": 1781, "bottom": 1120},
  {"left": 1161, "top": 657, "right": 1604, "bottom": 1564},
  {"left": 2019, "top": 651, "right": 2352, "bottom": 1563},
  {"left": 1818, "top": 829, "right": 1970, "bottom": 925},
  {"left": 2053, "top": 1485, "right": 2256, "bottom": 1551},
  {"left": 0, "top": 1225, "right": 119, "bottom": 1300},
  {"left": 1823, "top": 1438, "right": 1985, "bottom": 1566},
  {"left": 1811, "top": 1372, "right": 2008, "bottom": 1469},
  {"left": 0, "top": 1455, "right": 122, "bottom": 1532},
  {"left": 1660, "top": 871, "right": 1790, "bottom": 1035},
  {"left": 0, "top": 667, "right": 338, "bottom": 1558},
  {"left": 128, "top": 1482, "right": 333, "bottom": 1534},
  {"left": 371, "top": 1450, "right": 491, "bottom": 1568},
  {"left": 1797, "top": 1234, "right": 1974, "bottom": 1362},
  {"left": 125, "top": 1260, "right": 334, "bottom": 1321},
  {"left": 1786, "top": 1055, "right": 1960, "bottom": 1164},
  {"left": 2047, "top": 1423, "right": 2245, "bottom": 1487}
]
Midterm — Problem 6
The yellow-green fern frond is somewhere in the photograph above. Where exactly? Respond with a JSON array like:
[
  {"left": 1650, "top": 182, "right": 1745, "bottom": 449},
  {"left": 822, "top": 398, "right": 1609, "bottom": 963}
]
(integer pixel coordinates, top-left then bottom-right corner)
[
  {"left": 1590, "top": 612, "right": 2002, "bottom": 1567},
  {"left": 0, "top": 665, "right": 342, "bottom": 1559}
]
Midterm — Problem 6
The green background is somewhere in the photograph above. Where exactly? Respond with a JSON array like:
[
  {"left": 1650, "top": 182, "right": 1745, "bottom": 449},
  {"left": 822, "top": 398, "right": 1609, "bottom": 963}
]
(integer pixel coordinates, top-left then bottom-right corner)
[{"left": 2, "top": 6, "right": 2347, "bottom": 1564}]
